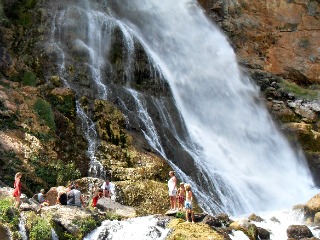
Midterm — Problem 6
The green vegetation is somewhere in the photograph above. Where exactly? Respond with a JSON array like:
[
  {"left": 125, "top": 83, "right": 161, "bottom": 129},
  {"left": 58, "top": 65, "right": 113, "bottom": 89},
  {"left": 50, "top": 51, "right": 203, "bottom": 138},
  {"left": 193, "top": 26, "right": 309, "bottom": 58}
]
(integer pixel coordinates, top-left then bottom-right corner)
[
  {"left": 34, "top": 99, "right": 56, "bottom": 131},
  {"left": 10, "top": 70, "right": 38, "bottom": 86},
  {"left": 48, "top": 92, "right": 76, "bottom": 119},
  {"left": 21, "top": 71, "right": 37, "bottom": 86},
  {"left": 0, "top": 198, "right": 19, "bottom": 225},
  {"left": 0, "top": 150, "right": 23, "bottom": 186},
  {"left": 279, "top": 80, "right": 320, "bottom": 100},
  {"left": 74, "top": 217, "right": 98, "bottom": 237},
  {"left": 175, "top": 211, "right": 186, "bottom": 219},
  {"left": 29, "top": 218, "right": 52, "bottom": 240},
  {"left": 56, "top": 161, "right": 81, "bottom": 186},
  {"left": 0, "top": 3, "right": 7, "bottom": 23},
  {"left": 104, "top": 212, "right": 122, "bottom": 221},
  {"left": 5, "top": 0, "right": 39, "bottom": 28},
  {"left": 0, "top": 197, "right": 20, "bottom": 231},
  {"left": 28, "top": 154, "right": 81, "bottom": 191}
]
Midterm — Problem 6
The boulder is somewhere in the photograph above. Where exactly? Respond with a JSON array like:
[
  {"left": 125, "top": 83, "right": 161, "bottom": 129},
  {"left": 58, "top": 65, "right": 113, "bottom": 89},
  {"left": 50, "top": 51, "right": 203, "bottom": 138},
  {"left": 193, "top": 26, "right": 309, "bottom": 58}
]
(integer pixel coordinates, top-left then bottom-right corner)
[
  {"left": 248, "top": 213, "right": 265, "bottom": 222},
  {"left": 287, "top": 225, "right": 313, "bottom": 239},
  {"left": 306, "top": 194, "right": 320, "bottom": 213},
  {"left": 96, "top": 197, "right": 136, "bottom": 218},
  {"left": 166, "top": 218, "right": 226, "bottom": 240}
]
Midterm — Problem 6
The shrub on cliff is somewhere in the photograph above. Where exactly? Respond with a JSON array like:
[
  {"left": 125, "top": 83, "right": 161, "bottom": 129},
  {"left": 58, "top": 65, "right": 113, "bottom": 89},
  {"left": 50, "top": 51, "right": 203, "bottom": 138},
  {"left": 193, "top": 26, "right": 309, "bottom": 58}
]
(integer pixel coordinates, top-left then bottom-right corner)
[{"left": 34, "top": 98, "right": 56, "bottom": 131}]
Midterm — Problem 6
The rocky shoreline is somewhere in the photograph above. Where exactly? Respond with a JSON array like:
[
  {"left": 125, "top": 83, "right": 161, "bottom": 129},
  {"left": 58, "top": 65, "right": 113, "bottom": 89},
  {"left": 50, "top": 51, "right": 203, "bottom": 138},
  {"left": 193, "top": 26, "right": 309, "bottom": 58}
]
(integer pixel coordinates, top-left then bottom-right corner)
[{"left": 1, "top": 178, "right": 320, "bottom": 239}]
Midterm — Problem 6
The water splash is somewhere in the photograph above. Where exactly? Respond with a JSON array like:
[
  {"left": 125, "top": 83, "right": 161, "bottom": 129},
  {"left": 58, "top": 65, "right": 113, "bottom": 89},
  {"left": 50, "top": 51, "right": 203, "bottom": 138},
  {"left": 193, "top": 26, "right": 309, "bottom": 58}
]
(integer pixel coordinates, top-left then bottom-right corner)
[
  {"left": 84, "top": 216, "right": 170, "bottom": 240},
  {"left": 233, "top": 209, "right": 320, "bottom": 240}
]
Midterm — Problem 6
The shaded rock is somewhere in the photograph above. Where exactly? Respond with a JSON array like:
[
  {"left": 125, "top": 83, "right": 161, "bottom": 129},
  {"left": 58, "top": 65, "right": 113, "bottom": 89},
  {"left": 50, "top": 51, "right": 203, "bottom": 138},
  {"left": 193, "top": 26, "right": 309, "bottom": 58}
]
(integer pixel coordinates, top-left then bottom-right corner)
[
  {"left": 248, "top": 213, "right": 265, "bottom": 222},
  {"left": 287, "top": 225, "right": 313, "bottom": 239},
  {"left": 270, "top": 216, "right": 280, "bottom": 223},
  {"left": 40, "top": 205, "right": 97, "bottom": 237},
  {"left": 96, "top": 197, "right": 136, "bottom": 218},
  {"left": 202, "top": 213, "right": 232, "bottom": 227},
  {"left": 314, "top": 212, "right": 320, "bottom": 224},
  {"left": 257, "top": 226, "right": 270, "bottom": 240},
  {"left": 0, "top": 222, "right": 10, "bottom": 240},
  {"left": 284, "top": 67, "right": 313, "bottom": 86}
]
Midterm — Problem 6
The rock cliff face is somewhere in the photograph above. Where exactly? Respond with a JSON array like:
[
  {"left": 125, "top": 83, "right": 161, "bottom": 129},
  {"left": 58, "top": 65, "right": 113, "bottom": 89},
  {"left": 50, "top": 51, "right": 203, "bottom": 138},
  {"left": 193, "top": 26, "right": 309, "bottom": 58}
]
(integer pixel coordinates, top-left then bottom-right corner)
[
  {"left": 0, "top": 0, "right": 320, "bottom": 215},
  {"left": 199, "top": 0, "right": 320, "bottom": 83}
]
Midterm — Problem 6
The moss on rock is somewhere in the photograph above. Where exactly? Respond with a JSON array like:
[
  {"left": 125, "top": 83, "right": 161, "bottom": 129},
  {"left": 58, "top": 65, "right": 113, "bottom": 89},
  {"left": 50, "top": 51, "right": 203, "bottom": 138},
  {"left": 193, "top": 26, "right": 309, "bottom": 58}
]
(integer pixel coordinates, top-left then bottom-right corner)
[
  {"left": 166, "top": 218, "right": 226, "bottom": 240},
  {"left": 116, "top": 180, "right": 169, "bottom": 215}
]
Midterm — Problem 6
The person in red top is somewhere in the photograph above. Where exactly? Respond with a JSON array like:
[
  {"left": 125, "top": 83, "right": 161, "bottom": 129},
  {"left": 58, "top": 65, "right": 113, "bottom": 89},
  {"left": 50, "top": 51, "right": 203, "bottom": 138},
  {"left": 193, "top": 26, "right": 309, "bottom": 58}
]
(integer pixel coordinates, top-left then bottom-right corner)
[
  {"left": 13, "top": 172, "right": 22, "bottom": 208},
  {"left": 92, "top": 189, "right": 103, "bottom": 207}
]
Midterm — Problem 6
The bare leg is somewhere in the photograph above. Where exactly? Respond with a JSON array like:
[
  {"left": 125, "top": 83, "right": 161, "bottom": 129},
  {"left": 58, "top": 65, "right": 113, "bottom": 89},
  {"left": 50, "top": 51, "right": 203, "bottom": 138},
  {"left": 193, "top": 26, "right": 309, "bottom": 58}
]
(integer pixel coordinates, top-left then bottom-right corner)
[
  {"left": 15, "top": 196, "right": 21, "bottom": 208},
  {"left": 170, "top": 196, "right": 174, "bottom": 209},
  {"left": 186, "top": 210, "right": 190, "bottom": 222}
]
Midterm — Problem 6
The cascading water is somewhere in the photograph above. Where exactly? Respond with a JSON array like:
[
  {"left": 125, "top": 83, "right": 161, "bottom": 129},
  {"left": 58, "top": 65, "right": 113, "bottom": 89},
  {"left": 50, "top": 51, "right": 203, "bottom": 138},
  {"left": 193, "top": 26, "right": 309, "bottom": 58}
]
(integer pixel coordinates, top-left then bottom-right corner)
[{"left": 48, "top": 0, "right": 317, "bottom": 217}]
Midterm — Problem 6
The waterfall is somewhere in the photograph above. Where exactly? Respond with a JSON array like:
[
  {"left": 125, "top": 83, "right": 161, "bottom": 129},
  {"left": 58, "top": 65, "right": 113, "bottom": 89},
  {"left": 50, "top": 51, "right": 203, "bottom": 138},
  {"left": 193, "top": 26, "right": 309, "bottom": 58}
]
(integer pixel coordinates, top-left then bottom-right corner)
[
  {"left": 48, "top": 0, "right": 317, "bottom": 216},
  {"left": 18, "top": 213, "right": 27, "bottom": 240}
]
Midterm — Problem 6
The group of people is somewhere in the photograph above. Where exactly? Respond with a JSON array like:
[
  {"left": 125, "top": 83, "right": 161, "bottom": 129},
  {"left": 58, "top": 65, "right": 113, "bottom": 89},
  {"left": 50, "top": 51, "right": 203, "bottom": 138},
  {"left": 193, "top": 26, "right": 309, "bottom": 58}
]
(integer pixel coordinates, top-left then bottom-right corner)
[
  {"left": 12, "top": 172, "right": 114, "bottom": 209},
  {"left": 168, "top": 171, "right": 195, "bottom": 223},
  {"left": 13, "top": 171, "right": 194, "bottom": 223},
  {"left": 56, "top": 182, "right": 86, "bottom": 208}
]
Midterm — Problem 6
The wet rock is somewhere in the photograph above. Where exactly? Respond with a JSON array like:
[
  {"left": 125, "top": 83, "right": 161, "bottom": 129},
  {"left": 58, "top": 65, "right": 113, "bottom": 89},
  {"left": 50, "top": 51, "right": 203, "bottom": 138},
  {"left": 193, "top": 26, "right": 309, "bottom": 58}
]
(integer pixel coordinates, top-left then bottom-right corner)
[
  {"left": 248, "top": 213, "right": 265, "bottom": 222},
  {"left": 257, "top": 227, "right": 270, "bottom": 240},
  {"left": 287, "top": 225, "right": 313, "bottom": 239},
  {"left": 270, "top": 216, "right": 280, "bottom": 223},
  {"left": 202, "top": 213, "right": 232, "bottom": 227},
  {"left": 314, "top": 212, "right": 320, "bottom": 224}
]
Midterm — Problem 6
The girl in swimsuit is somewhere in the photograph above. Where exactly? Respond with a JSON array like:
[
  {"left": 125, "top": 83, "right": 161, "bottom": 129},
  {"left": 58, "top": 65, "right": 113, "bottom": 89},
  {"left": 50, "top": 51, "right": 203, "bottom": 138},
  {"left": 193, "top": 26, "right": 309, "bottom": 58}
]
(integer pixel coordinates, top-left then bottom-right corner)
[
  {"left": 13, "top": 172, "right": 22, "bottom": 208},
  {"left": 184, "top": 184, "right": 195, "bottom": 223}
]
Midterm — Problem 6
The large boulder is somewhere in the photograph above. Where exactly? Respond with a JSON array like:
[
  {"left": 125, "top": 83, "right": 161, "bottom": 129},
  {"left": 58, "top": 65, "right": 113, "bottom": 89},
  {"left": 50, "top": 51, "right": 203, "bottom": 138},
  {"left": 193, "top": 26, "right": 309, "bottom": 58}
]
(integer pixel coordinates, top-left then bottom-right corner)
[
  {"left": 306, "top": 194, "right": 320, "bottom": 213},
  {"left": 286, "top": 225, "right": 313, "bottom": 239},
  {"left": 166, "top": 218, "right": 227, "bottom": 240}
]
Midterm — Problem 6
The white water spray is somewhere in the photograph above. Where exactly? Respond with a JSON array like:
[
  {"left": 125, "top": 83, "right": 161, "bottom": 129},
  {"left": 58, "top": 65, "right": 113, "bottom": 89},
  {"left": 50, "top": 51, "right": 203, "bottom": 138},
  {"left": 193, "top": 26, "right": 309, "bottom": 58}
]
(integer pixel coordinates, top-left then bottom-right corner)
[{"left": 84, "top": 216, "right": 170, "bottom": 240}]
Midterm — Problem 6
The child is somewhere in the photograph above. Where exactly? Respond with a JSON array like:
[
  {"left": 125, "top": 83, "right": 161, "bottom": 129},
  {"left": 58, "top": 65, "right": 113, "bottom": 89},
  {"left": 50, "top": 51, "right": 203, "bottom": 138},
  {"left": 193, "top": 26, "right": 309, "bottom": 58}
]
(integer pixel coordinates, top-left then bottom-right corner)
[
  {"left": 177, "top": 182, "right": 185, "bottom": 211},
  {"left": 92, "top": 189, "right": 103, "bottom": 208},
  {"left": 184, "top": 184, "right": 195, "bottom": 223}
]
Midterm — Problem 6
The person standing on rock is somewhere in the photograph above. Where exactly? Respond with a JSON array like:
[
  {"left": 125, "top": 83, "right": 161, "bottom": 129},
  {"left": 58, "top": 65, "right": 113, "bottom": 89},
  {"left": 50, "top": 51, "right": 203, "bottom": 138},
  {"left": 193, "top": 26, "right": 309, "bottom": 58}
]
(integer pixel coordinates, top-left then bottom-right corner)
[
  {"left": 168, "top": 171, "right": 177, "bottom": 211},
  {"left": 184, "top": 183, "right": 195, "bottom": 223},
  {"left": 177, "top": 182, "right": 186, "bottom": 211},
  {"left": 12, "top": 172, "right": 22, "bottom": 208}
]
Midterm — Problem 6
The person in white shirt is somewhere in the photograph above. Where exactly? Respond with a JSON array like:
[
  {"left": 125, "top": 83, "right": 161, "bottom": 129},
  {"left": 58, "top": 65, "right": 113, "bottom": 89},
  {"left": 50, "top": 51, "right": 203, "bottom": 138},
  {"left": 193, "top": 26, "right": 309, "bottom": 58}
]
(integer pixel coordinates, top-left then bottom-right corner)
[
  {"left": 101, "top": 179, "right": 114, "bottom": 198},
  {"left": 168, "top": 171, "right": 177, "bottom": 211}
]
